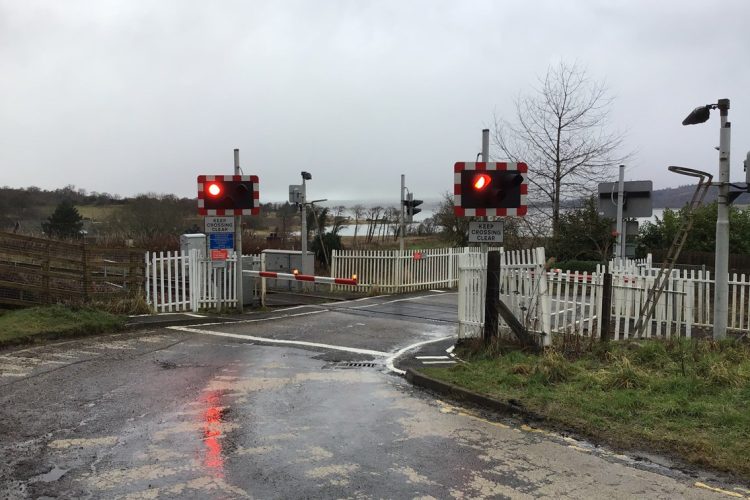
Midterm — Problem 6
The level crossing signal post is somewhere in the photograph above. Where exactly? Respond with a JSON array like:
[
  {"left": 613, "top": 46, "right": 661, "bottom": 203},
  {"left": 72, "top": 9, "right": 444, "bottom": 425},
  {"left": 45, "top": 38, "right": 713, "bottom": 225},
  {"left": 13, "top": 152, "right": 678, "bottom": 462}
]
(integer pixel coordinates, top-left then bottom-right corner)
[
  {"left": 398, "top": 174, "right": 424, "bottom": 251},
  {"left": 453, "top": 152, "right": 530, "bottom": 344},
  {"left": 197, "top": 154, "right": 261, "bottom": 311}
]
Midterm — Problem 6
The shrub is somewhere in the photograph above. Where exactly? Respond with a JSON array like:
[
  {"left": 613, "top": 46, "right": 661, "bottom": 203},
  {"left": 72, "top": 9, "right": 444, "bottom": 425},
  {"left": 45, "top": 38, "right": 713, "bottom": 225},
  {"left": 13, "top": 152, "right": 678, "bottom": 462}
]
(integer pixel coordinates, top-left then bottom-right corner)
[{"left": 553, "top": 260, "right": 599, "bottom": 273}]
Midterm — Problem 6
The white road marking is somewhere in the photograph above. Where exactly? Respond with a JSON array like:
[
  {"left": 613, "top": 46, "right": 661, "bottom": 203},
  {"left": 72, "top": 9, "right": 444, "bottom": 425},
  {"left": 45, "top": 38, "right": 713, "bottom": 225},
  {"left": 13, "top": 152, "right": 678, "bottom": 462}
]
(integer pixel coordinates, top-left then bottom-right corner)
[
  {"left": 320, "top": 295, "right": 391, "bottom": 307},
  {"left": 385, "top": 336, "right": 455, "bottom": 375},
  {"left": 269, "top": 305, "right": 310, "bottom": 312},
  {"left": 168, "top": 326, "right": 390, "bottom": 357},
  {"left": 194, "top": 309, "right": 328, "bottom": 327},
  {"left": 416, "top": 356, "right": 450, "bottom": 360},
  {"left": 445, "top": 345, "right": 456, "bottom": 354},
  {"left": 183, "top": 313, "right": 206, "bottom": 318},
  {"left": 429, "top": 289, "right": 447, "bottom": 293},
  {"left": 351, "top": 295, "right": 444, "bottom": 309},
  {"left": 421, "top": 360, "right": 457, "bottom": 365}
]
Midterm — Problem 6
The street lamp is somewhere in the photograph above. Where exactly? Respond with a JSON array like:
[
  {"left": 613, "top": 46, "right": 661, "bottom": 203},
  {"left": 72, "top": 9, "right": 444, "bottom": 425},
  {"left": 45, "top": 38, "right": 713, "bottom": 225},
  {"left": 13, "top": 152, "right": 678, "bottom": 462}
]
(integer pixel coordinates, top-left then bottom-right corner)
[
  {"left": 682, "top": 99, "right": 730, "bottom": 340},
  {"left": 300, "top": 171, "right": 312, "bottom": 278}
]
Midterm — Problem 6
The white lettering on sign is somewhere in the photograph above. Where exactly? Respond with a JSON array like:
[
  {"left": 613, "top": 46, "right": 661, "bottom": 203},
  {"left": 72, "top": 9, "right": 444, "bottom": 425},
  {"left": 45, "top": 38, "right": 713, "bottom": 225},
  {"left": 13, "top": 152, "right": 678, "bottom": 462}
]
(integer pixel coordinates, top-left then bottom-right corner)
[
  {"left": 204, "top": 216, "right": 235, "bottom": 233},
  {"left": 468, "top": 221, "right": 504, "bottom": 243}
]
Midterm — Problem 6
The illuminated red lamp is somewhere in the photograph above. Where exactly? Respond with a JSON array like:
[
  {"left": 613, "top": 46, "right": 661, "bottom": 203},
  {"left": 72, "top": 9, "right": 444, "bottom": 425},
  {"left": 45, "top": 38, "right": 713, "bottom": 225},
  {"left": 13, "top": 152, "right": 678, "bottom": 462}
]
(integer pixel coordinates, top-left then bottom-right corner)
[
  {"left": 207, "top": 182, "right": 223, "bottom": 197},
  {"left": 472, "top": 173, "right": 492, "bottom": 191}
]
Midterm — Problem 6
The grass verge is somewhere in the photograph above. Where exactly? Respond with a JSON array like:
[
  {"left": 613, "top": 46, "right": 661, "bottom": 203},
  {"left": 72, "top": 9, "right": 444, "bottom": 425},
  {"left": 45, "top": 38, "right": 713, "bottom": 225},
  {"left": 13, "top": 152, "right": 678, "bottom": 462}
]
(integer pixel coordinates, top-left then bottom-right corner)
[
  {"left": 0, "top": 305, "right": 124, "bottom": 348},
  {"left": 421, "top": 338, "right": 750, "bottom": 479}
]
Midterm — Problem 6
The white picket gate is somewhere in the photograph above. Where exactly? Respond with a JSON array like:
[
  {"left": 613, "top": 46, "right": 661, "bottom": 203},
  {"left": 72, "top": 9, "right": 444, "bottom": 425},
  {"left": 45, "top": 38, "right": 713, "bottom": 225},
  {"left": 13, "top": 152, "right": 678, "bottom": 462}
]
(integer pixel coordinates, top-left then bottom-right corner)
[
  {"left": 458, "top": 248, "right": 551, "bottom": 345},
  {"left": 145, "top": 250, "right": 250, "bottom": 312},
  {"left": 457, "top": 252, "right": 486, "bottom": 339}
]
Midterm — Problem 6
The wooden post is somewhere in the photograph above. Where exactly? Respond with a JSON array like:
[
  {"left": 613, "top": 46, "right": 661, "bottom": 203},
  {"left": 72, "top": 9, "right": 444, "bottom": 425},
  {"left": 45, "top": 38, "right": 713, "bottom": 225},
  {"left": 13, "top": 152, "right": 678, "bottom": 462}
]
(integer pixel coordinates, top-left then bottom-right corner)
[
  {"left": 43, "top": 241, "right": 51, "bottom": 304},
  {"left": 483, "top": 250, "right": 500, "bottom": 342},
  {"left": 81, "top": 240, "right": 90, "bottom": 303},
  {"left": 600, "top": 271, "right": 613, "bottom": 342}
]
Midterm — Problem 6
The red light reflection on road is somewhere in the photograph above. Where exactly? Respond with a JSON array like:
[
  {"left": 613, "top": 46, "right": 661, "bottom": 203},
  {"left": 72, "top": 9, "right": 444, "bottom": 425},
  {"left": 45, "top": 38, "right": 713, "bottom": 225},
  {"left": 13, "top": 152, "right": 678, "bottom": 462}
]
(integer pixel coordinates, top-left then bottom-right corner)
[{"left": 201, "top": 391, "right": 225, "bottom": 477}]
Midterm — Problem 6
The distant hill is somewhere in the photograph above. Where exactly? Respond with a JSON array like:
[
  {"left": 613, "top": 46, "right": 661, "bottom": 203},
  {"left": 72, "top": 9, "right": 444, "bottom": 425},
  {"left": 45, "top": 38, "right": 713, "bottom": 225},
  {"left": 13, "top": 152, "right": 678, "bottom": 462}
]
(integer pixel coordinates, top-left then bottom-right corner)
[{"left": 651, "top": 183, "right": 750, "bottom": 208}]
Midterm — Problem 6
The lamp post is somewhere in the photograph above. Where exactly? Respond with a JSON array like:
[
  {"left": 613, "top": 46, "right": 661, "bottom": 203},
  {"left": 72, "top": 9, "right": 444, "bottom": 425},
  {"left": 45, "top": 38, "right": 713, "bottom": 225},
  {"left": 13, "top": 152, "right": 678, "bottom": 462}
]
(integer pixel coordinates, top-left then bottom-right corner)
[
  {"left": 300, "top": 171, "right": 312, "bottom": 277},
  {"left": 682, "top": 99, "right": 730, "bottom": 340}
]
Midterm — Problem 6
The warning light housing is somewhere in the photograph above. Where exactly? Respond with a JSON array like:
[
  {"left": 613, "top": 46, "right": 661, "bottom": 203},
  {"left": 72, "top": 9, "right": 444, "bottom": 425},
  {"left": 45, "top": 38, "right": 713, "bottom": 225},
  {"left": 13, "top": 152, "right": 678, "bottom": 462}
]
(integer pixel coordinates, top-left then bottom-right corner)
[
  {"left": 461, "top": 170, "right": 523, "bottom": 209},
  {"left": 198, "top": 175, "right": 260, "bottom": 216},
  {"left": 453, "top": 162, "right": 528, "bottom": 216}
]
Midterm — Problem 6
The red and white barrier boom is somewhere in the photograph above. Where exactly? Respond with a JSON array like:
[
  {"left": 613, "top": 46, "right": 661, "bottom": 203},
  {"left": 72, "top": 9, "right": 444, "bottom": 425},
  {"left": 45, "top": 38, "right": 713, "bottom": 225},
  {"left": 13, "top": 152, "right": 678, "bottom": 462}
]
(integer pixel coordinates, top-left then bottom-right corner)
[{"left": 243, "top": 270, "right": 358, "bottom": 286}]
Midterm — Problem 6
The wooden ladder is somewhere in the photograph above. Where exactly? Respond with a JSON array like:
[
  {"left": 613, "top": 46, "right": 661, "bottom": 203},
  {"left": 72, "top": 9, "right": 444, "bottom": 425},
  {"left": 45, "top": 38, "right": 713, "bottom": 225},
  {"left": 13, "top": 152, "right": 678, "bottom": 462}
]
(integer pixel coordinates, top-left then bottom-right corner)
[{"left": 633, "top": 166, "right": 713, "bottom": 336}]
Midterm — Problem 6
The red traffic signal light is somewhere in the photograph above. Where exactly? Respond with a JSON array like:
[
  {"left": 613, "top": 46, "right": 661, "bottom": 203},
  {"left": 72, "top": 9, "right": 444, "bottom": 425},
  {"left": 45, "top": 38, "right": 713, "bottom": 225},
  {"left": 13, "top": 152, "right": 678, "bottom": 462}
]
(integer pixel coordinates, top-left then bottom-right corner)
[
  {"left": 472, "top": 173, "right": 492, "bottom": 191},
  {"left": 197, "top": 175, "right": 260, "bottom": 216},
  {"left": 206, "top": 182, "right": 223, "bottom": 198},
  {"left": 454, "top": 162, "right": 528, "bottom": 217}
]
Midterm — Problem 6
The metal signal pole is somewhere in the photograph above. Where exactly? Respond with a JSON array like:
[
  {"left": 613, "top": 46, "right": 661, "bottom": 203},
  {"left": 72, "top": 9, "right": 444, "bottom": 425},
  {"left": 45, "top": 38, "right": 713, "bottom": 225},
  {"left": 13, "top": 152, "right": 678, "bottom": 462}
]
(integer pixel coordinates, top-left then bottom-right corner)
[
  {"left": 234, "top": 149, "right": 243, "bottom": 312},
  {"left": 616, "top": 165, "right": 625, "bottom": 261},
  {"left": 400, "top": 174, "right": 405, "bottom": 252},
  {"left": 481, "top": 129, "right": 489, "bottom": 254}
]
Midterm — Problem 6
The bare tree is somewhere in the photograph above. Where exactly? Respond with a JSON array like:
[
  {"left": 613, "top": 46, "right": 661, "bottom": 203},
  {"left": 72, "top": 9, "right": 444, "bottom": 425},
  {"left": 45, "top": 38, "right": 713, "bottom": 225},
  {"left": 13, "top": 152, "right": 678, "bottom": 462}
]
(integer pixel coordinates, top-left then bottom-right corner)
[
  {"left": 365, "top": 206, "right": 382, "bottom": 243},
  {"left": 330, "top": 205, "right": 349, "bottom": 235},
  {"left": 384, "top": 206, "right": 400, "bottom": 240},
  {"left": 351, "top": 204, "right": 365, "bottom": 248},
  {"left": 493, "top": 61, "right": 628, "bottom": 237}
]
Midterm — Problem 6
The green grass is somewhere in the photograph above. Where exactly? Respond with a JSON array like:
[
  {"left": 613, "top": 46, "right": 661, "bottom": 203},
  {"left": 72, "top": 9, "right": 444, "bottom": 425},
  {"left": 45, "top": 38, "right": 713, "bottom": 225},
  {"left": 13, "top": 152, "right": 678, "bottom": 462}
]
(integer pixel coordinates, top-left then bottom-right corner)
[
  {"left": 0, "top": 305, "right": 124, "bottom": 347},
  {"left": 422, "top": 339, "right": 750, "bottom": 478}
]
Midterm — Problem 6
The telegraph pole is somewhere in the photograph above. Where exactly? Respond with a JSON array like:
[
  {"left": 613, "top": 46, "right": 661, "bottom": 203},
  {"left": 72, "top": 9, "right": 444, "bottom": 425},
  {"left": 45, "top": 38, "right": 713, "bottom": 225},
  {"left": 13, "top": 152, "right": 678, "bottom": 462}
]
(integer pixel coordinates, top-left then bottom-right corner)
[{"left": 234, "top": 149, "right": 243, "bottom": 312}]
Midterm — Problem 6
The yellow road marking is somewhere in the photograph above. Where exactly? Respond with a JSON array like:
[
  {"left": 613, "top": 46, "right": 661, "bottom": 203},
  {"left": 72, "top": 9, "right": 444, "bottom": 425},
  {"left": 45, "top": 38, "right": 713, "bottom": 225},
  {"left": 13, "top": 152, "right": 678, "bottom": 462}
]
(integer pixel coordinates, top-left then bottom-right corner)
[{"left": 694, "top": 482, "right": 746, "bottom": 498}]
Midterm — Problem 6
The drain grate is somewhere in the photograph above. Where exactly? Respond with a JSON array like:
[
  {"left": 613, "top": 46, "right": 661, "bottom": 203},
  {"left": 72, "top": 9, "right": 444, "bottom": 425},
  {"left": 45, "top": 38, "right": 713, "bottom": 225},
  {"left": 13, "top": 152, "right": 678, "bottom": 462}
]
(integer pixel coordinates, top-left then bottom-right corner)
[
  {"left": 346, "top": 362, "right": 377, "bottom": 368},
  {"left": 326, "top": 361, "right": 378, "bottom": 369}
]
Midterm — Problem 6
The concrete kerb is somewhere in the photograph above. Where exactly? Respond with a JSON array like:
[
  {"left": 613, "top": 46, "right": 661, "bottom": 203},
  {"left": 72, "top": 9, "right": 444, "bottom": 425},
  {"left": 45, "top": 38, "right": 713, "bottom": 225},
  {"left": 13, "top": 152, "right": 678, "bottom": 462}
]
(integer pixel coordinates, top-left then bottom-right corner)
[{"left": 404, "top": 367, "right": 545, "bottom": 423}]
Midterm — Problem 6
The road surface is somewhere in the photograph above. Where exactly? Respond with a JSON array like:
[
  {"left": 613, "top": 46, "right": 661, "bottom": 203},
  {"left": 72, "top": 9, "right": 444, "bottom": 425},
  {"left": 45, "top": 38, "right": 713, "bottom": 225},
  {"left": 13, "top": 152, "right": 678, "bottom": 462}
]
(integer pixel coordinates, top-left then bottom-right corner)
[{"left": 0, "top": 291, "right": 743, "bottom": 498}]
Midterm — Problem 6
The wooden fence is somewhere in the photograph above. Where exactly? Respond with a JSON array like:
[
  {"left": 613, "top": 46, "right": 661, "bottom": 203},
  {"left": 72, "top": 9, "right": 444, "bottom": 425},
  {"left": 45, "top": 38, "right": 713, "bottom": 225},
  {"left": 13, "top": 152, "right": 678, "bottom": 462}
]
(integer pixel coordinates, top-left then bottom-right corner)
[{"left": 0, "top": 232, "right": 144, "bottom": 307}]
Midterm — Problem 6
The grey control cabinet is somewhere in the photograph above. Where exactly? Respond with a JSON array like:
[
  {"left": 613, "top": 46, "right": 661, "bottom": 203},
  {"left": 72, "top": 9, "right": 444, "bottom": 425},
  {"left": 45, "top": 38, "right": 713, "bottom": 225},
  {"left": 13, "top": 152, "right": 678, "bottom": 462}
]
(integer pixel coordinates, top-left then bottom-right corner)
[{"left": 261, "top": 249, "right": 315, "bottom": 291}]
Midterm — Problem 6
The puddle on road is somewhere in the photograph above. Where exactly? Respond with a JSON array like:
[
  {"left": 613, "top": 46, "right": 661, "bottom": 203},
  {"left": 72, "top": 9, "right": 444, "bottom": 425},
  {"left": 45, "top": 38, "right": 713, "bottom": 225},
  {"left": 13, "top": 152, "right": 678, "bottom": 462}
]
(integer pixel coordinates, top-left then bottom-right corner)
[{"left": 29, "top": 466, "right": 68, "bottom": 483}]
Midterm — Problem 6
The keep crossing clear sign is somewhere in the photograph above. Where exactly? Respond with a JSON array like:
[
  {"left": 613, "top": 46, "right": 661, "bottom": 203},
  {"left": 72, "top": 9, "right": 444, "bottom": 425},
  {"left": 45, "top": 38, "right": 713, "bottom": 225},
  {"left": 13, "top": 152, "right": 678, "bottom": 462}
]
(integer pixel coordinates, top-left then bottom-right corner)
[
  {"left": 205, "top": 216, "right": 235, "bottom": 250},
  {"left": 468, "top": 220, "right": 504, "bottom": 243},
  {"left": 205, "top": 216, "right": 235, "bottom": 233}
]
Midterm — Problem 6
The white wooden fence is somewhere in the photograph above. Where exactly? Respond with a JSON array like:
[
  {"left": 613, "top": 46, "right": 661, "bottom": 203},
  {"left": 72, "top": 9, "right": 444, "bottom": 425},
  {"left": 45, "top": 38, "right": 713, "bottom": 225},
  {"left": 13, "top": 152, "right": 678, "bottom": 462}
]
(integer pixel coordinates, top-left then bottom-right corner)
[
  {"left": 330, "top": 247, "right": 472, "bottom": 293},
  {"left": 599, "top": 265, "right": 750, "bottom": 338},
  {"left": 457, "top": 250, "right": 750, "bottom": 344}
]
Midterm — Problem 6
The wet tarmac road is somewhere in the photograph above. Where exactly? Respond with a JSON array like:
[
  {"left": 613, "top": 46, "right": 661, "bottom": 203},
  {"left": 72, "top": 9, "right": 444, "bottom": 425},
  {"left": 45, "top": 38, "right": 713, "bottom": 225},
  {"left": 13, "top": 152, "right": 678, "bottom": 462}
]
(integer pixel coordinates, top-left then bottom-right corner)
[{"left": 0, "top": 291, "right": 744, "bottom": 499}]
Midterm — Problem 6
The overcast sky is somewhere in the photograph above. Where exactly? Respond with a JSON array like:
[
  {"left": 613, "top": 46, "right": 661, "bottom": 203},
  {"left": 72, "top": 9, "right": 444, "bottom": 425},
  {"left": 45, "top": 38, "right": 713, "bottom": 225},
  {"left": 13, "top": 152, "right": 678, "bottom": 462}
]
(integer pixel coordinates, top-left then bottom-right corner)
[{"left": 1, "top": 0, "right": 749, "bottom": 204}]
